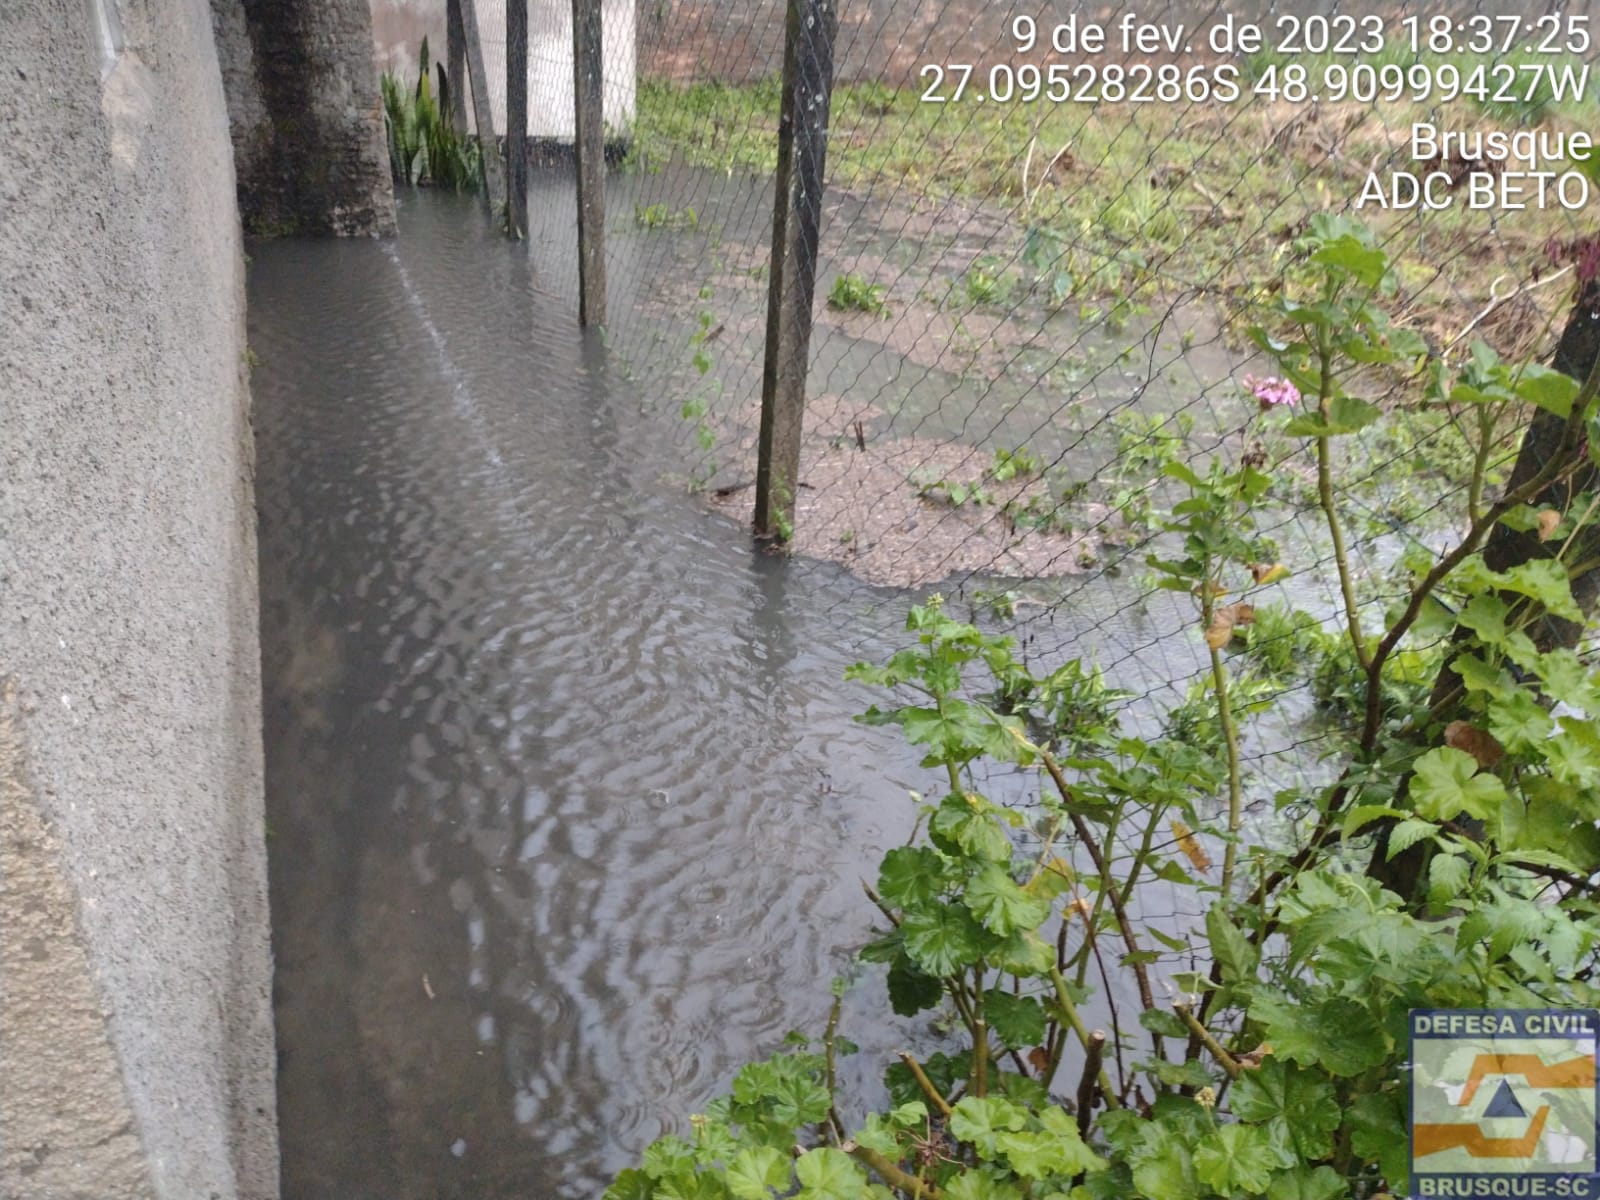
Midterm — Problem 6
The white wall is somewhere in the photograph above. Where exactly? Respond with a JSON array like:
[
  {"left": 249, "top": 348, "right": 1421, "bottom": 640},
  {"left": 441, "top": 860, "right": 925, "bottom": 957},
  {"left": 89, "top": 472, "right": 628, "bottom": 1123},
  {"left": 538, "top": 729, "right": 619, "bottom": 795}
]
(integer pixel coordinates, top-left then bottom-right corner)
[{"left": 471, "top": 0, "right": 637, "bottom": 138}]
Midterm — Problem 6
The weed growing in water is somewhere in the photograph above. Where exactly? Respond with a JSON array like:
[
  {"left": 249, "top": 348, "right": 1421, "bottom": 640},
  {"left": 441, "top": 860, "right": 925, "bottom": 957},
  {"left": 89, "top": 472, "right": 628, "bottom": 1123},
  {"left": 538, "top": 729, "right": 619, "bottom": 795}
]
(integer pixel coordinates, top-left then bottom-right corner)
[{"left": 380, "top": 38, "right": 482, "bottom": 192}]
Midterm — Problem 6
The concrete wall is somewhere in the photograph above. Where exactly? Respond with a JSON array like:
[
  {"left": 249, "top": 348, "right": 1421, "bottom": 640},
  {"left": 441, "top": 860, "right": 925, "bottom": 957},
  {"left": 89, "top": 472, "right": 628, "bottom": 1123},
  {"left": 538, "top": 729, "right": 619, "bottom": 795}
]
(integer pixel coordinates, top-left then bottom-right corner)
[
  {"left": 215, "top": 0, "right": 397, "bottom": 235},
  {"left": 0, "top": 0, "right": 277, "bottom": 1197}
]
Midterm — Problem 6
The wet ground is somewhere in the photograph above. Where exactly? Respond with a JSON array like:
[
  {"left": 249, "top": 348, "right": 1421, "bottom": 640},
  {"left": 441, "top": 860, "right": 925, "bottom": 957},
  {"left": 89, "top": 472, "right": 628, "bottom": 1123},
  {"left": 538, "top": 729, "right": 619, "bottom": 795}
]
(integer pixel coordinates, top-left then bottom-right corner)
[{"left": 251, "top": 179, "right": 1351, "bottom": 1197}]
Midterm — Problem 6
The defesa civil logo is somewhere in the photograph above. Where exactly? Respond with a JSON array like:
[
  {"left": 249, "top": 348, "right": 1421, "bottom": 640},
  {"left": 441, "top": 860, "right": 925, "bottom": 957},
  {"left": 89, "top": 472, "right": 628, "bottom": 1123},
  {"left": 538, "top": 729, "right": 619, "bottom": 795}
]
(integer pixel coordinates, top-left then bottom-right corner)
[{"left": 1412, "top": 1010, "right": 1600, "bottom": 1197}]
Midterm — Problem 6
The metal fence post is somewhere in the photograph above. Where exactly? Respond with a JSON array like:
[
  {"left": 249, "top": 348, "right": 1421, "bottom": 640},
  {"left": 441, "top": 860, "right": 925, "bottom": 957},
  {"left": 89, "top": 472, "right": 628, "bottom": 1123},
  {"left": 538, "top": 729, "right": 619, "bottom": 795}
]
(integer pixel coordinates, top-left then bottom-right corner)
[
  {"left": 505, "top": 0, "right": 529, "bottom": 238},
  {"left": 457, "top": 0, "right": 504, "bottom": 206},
  {"left": 754, "top": 0, "right": 837, "bottom": 542},
  {"left": 573, "top": 0, "right": 607, "bottom": 326}
]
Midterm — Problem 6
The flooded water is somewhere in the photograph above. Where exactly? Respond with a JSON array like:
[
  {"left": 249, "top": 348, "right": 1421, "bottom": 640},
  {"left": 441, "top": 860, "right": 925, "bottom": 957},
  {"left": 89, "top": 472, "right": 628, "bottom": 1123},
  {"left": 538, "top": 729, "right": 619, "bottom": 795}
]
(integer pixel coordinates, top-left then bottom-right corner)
[{"left": 251, "top": 186, "right": 1331, "bottom": 1198}]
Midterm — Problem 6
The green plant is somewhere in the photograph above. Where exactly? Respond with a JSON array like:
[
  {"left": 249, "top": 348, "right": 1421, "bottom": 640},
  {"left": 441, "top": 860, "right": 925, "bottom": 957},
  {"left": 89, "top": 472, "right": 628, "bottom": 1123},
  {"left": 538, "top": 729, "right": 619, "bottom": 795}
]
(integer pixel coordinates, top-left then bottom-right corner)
[
  {"left": 679, "top": 287, "right": 722, "bottom": 490},
  {"left": 380, "top": 39, "right": 483, "bottom": 192},
  {"left": 613, "top": 219, "right": 1600, "bottom": 1200},
  {"left": 829, "top": 273, "right": 890, "bottom": 317},
  {"left": 917, "top": 478, "right": 994, "bottom": 510},
  {"left": 986, "top": 447, "right": 1044, "bottom": 484},
  {"left": 963, "top": 261, "right": 1012, "bottom": 307},
  {"left": 635, "top": 202, "right": 700, "bottom": 230}
]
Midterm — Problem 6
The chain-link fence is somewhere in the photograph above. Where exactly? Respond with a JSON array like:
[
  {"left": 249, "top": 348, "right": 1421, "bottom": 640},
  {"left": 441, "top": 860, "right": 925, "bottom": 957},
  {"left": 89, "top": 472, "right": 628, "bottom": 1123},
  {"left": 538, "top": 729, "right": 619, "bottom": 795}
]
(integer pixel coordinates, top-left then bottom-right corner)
[{"left": 501, "top": 0, "right": 1592, "bottom": 940}]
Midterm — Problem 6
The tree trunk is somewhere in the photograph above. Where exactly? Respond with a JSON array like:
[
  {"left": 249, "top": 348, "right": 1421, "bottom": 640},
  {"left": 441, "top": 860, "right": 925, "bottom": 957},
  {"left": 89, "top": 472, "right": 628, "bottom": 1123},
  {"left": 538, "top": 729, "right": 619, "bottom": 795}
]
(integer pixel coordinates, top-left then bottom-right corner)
[{"left": 1371, "top": 279, "right": 1600, "bottom": 896}]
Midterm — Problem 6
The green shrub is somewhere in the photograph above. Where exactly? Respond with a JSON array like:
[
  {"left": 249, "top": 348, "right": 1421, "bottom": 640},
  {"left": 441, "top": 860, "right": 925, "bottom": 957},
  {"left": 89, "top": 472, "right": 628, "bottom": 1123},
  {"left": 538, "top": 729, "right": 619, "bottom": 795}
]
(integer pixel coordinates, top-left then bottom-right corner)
[{"left": 610, "top": 218, "right": 1600, "bottom": 1200}]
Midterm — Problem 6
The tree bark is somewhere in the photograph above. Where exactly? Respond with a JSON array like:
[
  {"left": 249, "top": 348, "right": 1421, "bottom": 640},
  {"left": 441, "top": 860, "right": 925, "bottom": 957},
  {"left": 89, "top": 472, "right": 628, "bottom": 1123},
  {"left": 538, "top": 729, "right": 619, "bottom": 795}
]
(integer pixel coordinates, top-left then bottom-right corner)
[{"left": 1371, "top": 279, "right": 1600, "bottom": 896}]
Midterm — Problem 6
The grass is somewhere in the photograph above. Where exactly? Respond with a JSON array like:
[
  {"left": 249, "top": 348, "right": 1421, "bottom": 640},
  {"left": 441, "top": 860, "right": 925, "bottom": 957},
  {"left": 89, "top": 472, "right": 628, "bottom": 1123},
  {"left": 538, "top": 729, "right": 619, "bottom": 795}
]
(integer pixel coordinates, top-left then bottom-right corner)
[{"left": 625, "top": 66, "right": 1595, "bottom": 350}]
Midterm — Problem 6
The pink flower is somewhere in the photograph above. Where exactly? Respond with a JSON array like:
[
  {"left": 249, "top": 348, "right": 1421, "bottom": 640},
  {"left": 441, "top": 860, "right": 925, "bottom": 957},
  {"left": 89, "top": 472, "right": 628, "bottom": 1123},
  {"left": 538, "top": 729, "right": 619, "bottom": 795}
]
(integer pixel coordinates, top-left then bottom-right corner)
[{"left": 1244, "top": 374, "right": 1300, "bottom": 410}]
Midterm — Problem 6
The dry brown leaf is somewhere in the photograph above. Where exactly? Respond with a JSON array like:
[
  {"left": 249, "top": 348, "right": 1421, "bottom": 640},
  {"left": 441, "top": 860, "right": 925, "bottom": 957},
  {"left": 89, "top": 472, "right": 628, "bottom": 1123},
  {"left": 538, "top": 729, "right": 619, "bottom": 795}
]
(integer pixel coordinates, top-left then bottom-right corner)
[
  {"left": 1204, "top": 602, "right": 1257, "bottom": 650},
  {"left": 1067, "top": 897, "right": 1094, "bottom": 921},
  {"left": 1027, "top": 1046, "right": 1051, "bottom": 1073},
  {"left": 1248, "top": 562, "right": 1291, "bottom": 585},
  {"left": 1445, "top": 720, "right": 1505, "bottom": 768},
  {"left": 1538, "top": 509, "right": 1561, "bottom": 542},
  {"left": 1170, "top": 819, "right": 1212, "bottom": 874},
  {"left": 1235, "top": 1042, "right": 1273, "bottom": 1070}
]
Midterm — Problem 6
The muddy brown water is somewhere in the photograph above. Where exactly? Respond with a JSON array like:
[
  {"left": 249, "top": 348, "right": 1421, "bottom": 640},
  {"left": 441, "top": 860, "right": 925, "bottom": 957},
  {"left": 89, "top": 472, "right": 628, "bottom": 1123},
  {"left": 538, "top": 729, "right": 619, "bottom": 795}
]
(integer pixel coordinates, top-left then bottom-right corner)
[{"left": 251, "top": 183, "right": 1337, "bottom": 1198}]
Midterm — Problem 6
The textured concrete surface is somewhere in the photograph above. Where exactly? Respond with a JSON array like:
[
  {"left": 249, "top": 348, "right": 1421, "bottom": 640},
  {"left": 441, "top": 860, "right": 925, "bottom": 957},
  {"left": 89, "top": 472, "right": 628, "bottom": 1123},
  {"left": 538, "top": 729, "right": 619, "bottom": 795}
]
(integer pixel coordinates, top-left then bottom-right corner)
[
  {"left": 0, "top": 0, "right": 277, "bottom": 1196},
  {"left": 213, "top": 0, "right": 397, "bottom": 235}
]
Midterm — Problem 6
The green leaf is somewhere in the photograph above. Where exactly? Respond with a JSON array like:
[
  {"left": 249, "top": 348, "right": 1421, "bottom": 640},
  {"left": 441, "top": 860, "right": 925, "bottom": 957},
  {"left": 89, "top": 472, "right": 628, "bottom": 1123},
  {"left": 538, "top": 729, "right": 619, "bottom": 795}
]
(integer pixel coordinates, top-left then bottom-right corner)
[
  {"left": 1034, "top": 1106, "right": 1108, "bottom": 1174},
  {"left": 1341, "top": 804, "right": 1406, "bottom": 840},
  {"left": 1456, "top": 595, "right": 1510, "bottom": 646},
  {"left": 727, "top": 1147, "right": 791, "bottom": 1200},
  {"left": 1500, "top": 559, "right": 1583, "bottom": 621},
  {"left": 1312, "top": 235, "right": 1390, "bottom": 289},
  {"left": 1249, "top": 995, "right": 1386, "bottom": 1077},
  {"left": 1267, "top": 1165, "right": 1348, "bottom": 1200},
  {"left": 1454, "top": 654, "right": 1514, "bottom": 697},
  {"left": 1386, "top": 817, "right": 1439, "bottom": 860},
  {"left": 1411, "top": 747, "right": 1506, "bottom": 822},
  {"left": 1204, "top": 905, "right": 1259, "bottom": 986},
  {"left": 1139, "top": 1008, "right": 1189, "bottom": 1040},
  {"left": 887, "top": 956, "right": 945, "bottom": 1016},
  {"left": 990, "top": 931, "right": 1055, "bottom": 977},
  {"left": 1428, "top": 851, "right": 1472, "bottom": 904},
  {"left": 643, "top": 1137, "right": 698, "bottom": 1181},
  {"left": 851, "top": 1113, "right": 901, "bottom": 1157},
  {"left": 878, "top": 846, "right": 952, "bottom": 910},
  {"left": 794, "top": 1147, "right": 866, "bottom": 1200},
  {"left": 1513, "top": 363, "right": 1582, "bottom": 417},
  {"left": 1131, "top": 1137, "right": 1202, "bottom": 1200},
  {"left": 606, "top": 1168, "right": 657, "bottom": 1200},
  {"left": 950, "top": 1096, "right": 1028, "bottom": 1157},
  {"left": 1193, "top": 1124, "right": 1283, "bottom": 1195},
  {"left": 1230, "top": 1059, "right": 1341, "bottom": 1160},
  {"left": 965, "top": 864, "right": 1052, "bottom": 936},
  {"left": 902, "top": 902, "right": 986, "bottom": 977},
  {"left": 943, "top": 1172, "right": 1024, "bottom": 1200},
  {"left": 1282, "top": 395, "right": 1381, "bottom": 438},
  {"left": 1488, "top": 690, "right": 1555, "bottom": 754},
  {"left": 984, "top": 989, "right": 1046, "bottom": 1048},
  {"left": 1548, "top": 717, "right": 1600, "bottom": 787},
  {"left": 1346, "top": 1092, "right": 1408, "bottom": 1194},
  {"left": 658, "top": 1174, "right": 731, "bottom": 1200},
  {"left": 996, "top": 1117, "right": 1104, "bottom": 1180},
  {"left": 930, "top": 794, "right": 1014, "bottom": 862}
]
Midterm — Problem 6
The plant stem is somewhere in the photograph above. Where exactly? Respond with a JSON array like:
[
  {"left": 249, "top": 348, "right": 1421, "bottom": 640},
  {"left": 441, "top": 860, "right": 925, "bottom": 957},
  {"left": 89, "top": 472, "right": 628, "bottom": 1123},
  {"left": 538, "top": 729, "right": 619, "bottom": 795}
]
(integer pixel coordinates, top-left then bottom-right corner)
[
  {"left": 1315, "top": 337, "right": 1369, "bottom": 670},
  {"left": 1038, "top": 748, "right": 1155, "bottom": 1013},
  {"left": 897, "top": 1050, "right": 954, "bottom": 1119},
  {"left": 1046, "top": 967, "right": 1120, "bottom": 1106},
  {"left": 1076, "top": 1031, "right": 1107, "bottom": 1138},
  {"left": 846, "top": 1143, "right": 939, "bottom": 1198},
  {"left": 823, "top": 993, "right": 845, "bottom": 1144},
  {"left": 1174, "top": 1001, "right": 1240, "bottom": 1079},
  {"left": 1467, "top": 403, "right": 1498, "bottom": 523},
  {"left": 1210, "top": 645, "right": 1245, "bottom": 896},
  {"left": 970, "top": 968, "right": 989, "bottom": 1098}
]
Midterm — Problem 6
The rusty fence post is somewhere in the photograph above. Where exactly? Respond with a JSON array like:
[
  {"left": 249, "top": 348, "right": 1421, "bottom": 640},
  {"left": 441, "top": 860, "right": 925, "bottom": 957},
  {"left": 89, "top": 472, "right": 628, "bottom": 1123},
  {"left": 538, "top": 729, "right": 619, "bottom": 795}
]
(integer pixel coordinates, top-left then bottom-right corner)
[
  {"left": 572, "top": 0, "right": 607, "bottom": 325},
  {"left": 754, "top": 0, "right": 837, "bottom": 542}
]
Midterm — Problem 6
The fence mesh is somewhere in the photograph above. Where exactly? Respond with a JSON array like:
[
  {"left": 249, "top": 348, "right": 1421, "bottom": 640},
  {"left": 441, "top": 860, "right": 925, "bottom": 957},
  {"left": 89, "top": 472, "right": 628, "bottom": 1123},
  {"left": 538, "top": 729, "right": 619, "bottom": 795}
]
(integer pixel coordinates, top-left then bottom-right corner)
[{"left": 510, "top": 0, "right": 1597, "bottom": 955}]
